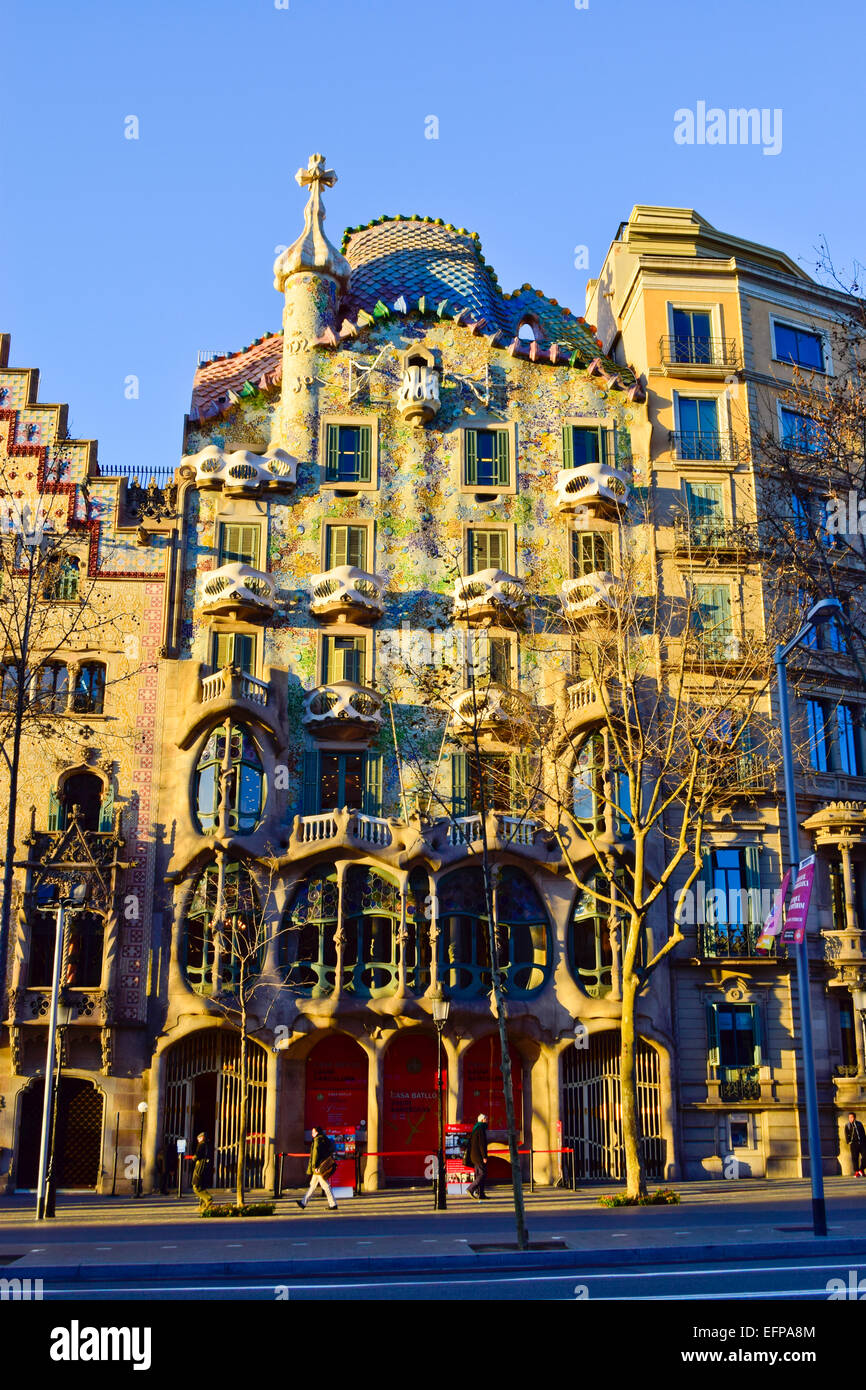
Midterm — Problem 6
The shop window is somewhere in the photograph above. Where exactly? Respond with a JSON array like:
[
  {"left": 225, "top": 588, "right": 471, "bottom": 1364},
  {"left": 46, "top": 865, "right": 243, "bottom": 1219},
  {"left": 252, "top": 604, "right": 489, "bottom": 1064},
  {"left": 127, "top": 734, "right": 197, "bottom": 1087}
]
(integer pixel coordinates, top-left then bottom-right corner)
[
  {"left": 184, "top": 861, "right": 261, "bottom": 997},
  {"left": 194, "top": 721, "right": 265, "bottom": 835}
]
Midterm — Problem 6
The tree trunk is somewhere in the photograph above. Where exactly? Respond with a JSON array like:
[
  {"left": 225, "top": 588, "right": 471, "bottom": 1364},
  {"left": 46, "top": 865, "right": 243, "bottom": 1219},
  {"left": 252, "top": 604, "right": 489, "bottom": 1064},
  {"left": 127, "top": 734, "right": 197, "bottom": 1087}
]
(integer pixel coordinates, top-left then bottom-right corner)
[
  {"left": 620, "top": 973, "right": 647, "bottom": 1198},
  {"left": 0, "top": 688, "right": 26, "bottom": 1011},
  {"left": 236, "top": 1026, "right": 247, "bottom": 1208}
]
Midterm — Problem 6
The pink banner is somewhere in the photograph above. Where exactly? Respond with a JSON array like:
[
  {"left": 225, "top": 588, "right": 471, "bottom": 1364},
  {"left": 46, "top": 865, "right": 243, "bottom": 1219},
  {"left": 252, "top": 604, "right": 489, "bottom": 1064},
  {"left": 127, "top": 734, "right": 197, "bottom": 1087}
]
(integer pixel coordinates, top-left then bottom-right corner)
[
  {"left": 755, "top": 868, "right": 792, "bottom": 954},
  {"left": 781, "top": 856, "right": 816, "bottom": 945}
]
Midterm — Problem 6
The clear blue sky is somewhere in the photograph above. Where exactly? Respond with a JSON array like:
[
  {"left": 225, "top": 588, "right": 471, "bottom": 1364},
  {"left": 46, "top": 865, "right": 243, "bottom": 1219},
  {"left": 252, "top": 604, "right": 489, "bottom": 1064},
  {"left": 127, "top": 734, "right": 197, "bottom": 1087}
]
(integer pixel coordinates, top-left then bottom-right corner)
[{"left": 2, "top": 0, "right": 861, "bottom": 478}]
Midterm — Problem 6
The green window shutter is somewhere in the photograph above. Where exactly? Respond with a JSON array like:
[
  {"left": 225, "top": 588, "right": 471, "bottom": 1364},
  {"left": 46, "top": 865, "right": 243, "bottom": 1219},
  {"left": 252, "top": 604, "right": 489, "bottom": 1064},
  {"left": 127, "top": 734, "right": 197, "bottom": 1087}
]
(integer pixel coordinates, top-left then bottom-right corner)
[
  {"left": 98, "top": 784, "right": 115, "bottom": 833},
  {"left": 363, "top": 751, "right": 383, "bottom": 817},
  {"left": 495, "top": 431, "right": 510, "bottom": 487},
  {"left": 600, "top": 427, "right": 609, "bottom": 467},
  {"left": 348, "top": 637, "right": 365, "bottom": 685},
  {"left": 302, "top": 751, "right": 320, "bottom": 815},
  {"left": 348, "top": 526, "right": 366, "bottom": 569},
  {"left": 234, "top": 634, "right": 255, "bottom": 675},
  {"left": 562, "top": 424, "right": 574, "bottom": 470},
  {"left": 749, "top": 1003, "right": 763, "bottom": 1066},
  {"left": 451, "top": 751, "right": 469, "bottom": 817},
  {"left": 743, "top": 846, "right": 762, "bottom": 927},
  {"left": 48, "top": 788, "right": 61, "bottom": 832},
  {"left": 489, "top": 531, "right": 505, "bottom": 570},
  {"left": 327, "top": 526, "right": 348, "bottom": 569},
  {"left": 322, "top": 637, "right": 335, "bottom": 684},
  {"left": 213, "top": 633, "right": 232, "bottom": 670},
  {"left": 706, "top": 1002, "right": 721, "bottom": 1066},
  {"left": 357, "top": 427, "right": 372, "bottom": 483},
  {"left": 326, "top": 425, "right": 340, "bottom": 481},
  {"left": 465, "top": 431, "right": 478, "bottom": 486}
]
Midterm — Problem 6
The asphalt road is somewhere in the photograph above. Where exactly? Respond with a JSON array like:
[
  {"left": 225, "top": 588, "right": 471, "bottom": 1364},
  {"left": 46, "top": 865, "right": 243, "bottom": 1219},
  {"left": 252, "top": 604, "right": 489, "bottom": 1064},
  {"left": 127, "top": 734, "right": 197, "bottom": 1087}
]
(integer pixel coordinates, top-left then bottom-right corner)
[{"left": 30, "top": 1253, "right": 866, "bottom": 1300}]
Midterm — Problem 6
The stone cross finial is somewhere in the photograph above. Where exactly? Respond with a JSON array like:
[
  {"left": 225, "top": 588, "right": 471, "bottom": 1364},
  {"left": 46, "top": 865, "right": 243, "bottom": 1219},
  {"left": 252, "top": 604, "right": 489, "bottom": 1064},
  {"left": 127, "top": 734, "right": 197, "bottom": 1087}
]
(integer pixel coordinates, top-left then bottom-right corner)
[{"left": 274, "top": 152, "right": 351, "bottom": 292}]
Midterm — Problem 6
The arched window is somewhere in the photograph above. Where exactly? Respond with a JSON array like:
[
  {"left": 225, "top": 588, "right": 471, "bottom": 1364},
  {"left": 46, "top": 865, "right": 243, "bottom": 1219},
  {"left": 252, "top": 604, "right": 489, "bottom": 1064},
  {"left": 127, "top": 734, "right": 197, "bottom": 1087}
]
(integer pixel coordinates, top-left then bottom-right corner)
[
  {"left": 57, "top": 772, "right": 103, "bottom": 832},
  {"left": 568, "top": 877, "right": 613, "bottom": 997},
  {"left": 343, "top": 866, "right": 401, "bottom": 996},
  {"left": 71, "top": 662, "right": 105, "bottom": 715},
  {"left": 439, "top": 867, "right": 493, "bottom": 996},
  {"left": 285, "top": 864, "right": 338, "bottom": 996},
  {"left": 184, "top": 860, "right": 261, "bottom": 996},
  {"left": 0, "top": 663, "right": 21, "bottom": 712},
  {"left": 496, "top": 865, "right": 550, "bottom": 992},
  {"left": 33, "top": 662, "right": 69, "bottom": 714},
  {"left": 194, "top": 721, "right": 265, "bottom": 835},
  {"left": 573, "top": 734, "right": 604, "bottom": 825},
  {"left": 405, "top": 866, "right": 433, "bottom": 994}
]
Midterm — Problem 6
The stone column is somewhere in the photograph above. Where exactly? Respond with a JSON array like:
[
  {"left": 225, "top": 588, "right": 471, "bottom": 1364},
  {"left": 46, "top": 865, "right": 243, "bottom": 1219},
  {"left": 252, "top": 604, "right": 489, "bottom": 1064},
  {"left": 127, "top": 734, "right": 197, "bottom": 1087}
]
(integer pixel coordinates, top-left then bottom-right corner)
[{"left": 364, "top": 1039, "right": 384, "bottom": 1192}]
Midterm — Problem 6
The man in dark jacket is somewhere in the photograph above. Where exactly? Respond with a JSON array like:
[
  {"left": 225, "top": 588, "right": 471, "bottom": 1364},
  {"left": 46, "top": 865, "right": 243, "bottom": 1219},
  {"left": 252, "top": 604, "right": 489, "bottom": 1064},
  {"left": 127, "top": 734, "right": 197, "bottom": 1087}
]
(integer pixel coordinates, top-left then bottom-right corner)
[
  {"left": 296, "top": 1126, "right": 339, "bottom": 1211},
  {"left": 467, "top": 1114, "right": 489, "bottom": 1200},
  {"left": 156, "top": 1136, "right": 178, "bottom": 1196},
  {"left": 191, "top": 1132, "right": 212, "bottom": 1209},
  {"left": 845, "top": 1112, "right": 866, "bottom": 1176}
]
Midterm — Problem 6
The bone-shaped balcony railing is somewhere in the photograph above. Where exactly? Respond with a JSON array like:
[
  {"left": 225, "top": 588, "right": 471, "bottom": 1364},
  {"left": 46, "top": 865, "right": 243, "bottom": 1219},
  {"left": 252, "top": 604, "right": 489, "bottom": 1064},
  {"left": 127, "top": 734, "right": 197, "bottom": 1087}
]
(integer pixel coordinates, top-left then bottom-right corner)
[
  {"left": 554, "top": 458, "right": 630, "bottom": 512},
  {"left": 453, "top": 568, "right": 526, "bottom": 619},
  {"left": 309, "top": 565, "right": 386, "bottom": 620},
  {"left": 201, "top": 563, "right": 276, "bottom": 615},
  {"left": 189, "top": 444, "right": 297, "bottom": 492}
]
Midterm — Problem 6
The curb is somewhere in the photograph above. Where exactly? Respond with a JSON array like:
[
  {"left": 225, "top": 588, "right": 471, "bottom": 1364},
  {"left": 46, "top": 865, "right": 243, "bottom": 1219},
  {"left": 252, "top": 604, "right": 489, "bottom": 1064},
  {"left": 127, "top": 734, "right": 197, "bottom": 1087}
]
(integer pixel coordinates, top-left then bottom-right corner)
[{"left": 12, "top": 1234, "right": 866, "bottom": 1283}]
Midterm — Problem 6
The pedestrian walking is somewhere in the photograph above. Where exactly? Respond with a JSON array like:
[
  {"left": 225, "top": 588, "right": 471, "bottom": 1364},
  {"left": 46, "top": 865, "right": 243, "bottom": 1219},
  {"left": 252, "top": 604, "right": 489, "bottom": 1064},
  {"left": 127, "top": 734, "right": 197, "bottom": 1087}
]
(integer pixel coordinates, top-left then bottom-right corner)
[
  {"left": 845, "top": 1112, "right": 866, "bottom": 1176},
  {"left": 156, "top": 1135, "right": 178, "bottom": 1196},
  {"left": 295, "top": 1126, "right": 339, "bottom": 1211},
  {"left": 466, "top": 1113, "right": 489, "bottom": 1201},
  {"left": 191, "top": 1131, "right": 213, "bottom": 1210}
]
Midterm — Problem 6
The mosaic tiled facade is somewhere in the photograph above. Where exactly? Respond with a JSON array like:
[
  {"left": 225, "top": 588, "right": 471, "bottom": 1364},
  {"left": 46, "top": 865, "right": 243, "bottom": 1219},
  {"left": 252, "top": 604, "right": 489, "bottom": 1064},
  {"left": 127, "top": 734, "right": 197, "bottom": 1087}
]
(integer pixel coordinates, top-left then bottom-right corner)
[{"left": 1, "top": 174, "right": 865, "bottom": 1196}]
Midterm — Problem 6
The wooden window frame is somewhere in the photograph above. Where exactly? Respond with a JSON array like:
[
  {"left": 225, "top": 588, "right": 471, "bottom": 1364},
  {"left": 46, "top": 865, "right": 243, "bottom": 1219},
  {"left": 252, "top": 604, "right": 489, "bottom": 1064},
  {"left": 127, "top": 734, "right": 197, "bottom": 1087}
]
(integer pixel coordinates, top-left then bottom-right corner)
[
  {"left": 459, "top": 423, "right": 517, "bottom": 497},
  {"left": 319, "top": 415, "right": 380, "bottom": 493}
]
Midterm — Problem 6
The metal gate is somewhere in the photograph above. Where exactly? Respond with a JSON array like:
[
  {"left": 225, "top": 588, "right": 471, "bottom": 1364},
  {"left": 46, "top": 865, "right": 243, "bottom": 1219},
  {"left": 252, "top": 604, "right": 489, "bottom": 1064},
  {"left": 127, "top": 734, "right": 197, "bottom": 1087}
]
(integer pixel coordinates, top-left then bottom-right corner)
[
  {"left": 15, "top": 1077, "right": 104, "bottom": 1189},
  {"left": 561, "top": 1030, "right": 665, "bottom": 1182},
  {"left": 163, "top": 1030, "right": 269, "bottom": 1189}
]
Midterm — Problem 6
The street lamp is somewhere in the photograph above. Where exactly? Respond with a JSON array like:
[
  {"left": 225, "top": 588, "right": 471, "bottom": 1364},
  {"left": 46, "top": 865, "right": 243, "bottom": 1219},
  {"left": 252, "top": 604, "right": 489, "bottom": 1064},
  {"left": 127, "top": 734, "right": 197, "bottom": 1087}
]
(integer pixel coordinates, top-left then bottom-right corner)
[
  {"left": 775, "top": 595, "right": 844, "bottom": 1238},
  {"left": 35, "top": 879, "right": 88, "bottom": 1221},
  {"left": 431, "top": 982, "right": 451, "bottom": 1211},
  {"left": 136, "top": 1102, "right": 149, "bottom": 1198}
]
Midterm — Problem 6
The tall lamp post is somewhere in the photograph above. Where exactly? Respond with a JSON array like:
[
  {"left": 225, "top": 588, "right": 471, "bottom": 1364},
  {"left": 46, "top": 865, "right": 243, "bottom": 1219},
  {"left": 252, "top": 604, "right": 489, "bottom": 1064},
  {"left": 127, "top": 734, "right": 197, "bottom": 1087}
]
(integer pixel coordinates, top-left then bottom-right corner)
[
  {"left": 35, "top": 879, "right": 88, "bottom": 1220},
  {"left": 136, "top": 1102, "right": 149, "bottom": 1198},
  {"left": 431, "top": 982, "right": 451, "bottom": 1211},
  {"left": 775, "top": 595, "right": 843, "bottom": 1238}
]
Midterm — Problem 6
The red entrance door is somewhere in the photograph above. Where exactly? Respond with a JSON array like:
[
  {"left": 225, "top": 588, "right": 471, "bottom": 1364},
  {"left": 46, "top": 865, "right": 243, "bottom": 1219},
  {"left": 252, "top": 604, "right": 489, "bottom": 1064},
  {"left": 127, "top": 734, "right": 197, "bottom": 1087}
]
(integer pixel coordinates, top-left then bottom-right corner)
[
  {"left": 462, "top": 1036, "right": 524, "bottom": 1182},
  {"left": 304, "top": 1034, "right": 368, "bottom": 1133},
  {"left": 382, "top": 1033, "right": 442, "bottom": 1182}
]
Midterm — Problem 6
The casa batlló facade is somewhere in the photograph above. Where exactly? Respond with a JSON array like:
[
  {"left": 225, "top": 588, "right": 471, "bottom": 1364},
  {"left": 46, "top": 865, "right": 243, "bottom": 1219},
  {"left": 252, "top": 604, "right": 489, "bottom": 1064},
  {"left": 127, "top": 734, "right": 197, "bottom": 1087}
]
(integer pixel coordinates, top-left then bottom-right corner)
[{"left": 0, "top": 162, "right": 864, "bottom": 1195}]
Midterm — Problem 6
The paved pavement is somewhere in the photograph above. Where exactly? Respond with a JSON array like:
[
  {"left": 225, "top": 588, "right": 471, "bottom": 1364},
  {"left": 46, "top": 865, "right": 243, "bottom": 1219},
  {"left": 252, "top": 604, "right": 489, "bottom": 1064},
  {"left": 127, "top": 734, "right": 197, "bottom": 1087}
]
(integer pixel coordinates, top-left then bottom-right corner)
[{"left": 0, "top": 1178, "right": 864, "bottom": 1287}]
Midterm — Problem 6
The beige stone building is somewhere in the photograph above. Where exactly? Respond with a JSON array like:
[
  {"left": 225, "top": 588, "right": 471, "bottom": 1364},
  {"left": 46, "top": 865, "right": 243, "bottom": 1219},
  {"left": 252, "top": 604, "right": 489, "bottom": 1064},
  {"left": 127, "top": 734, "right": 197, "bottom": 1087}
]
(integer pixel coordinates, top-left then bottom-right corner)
[{"left": 1, "top": 179, "right": 864, "bottom": 1197}]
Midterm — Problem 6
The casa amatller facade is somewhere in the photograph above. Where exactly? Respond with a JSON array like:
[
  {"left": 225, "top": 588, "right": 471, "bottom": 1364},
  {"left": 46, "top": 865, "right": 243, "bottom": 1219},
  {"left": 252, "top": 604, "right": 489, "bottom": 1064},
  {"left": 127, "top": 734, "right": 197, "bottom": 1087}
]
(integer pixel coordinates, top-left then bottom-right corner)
[{"left": 1, "top": 159, "right": 864, "bottom": 1195}]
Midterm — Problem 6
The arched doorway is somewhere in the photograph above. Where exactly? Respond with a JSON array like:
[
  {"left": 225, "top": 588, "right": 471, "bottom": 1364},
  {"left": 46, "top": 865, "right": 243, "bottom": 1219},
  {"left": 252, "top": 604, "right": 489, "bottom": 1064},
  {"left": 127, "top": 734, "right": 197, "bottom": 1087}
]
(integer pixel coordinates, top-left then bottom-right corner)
[
  {"left": 163, "top": 1030, "right": 269, "bottom": 1189},
  {"left": 382, "top": 1033, "right": 442, "bottom": 1183},
  {"left": 462, "top": 1036, "right": 524, "bottom": 1183},
  {"left": 304, "top": 1034, "right": 368, "bottom": 1134},
  {"left": 561, "top": 1030, "right": 665, "bottom": 1182},
  {"left": 16, "top": 1077, "right": 104, "bottom": 1189}
]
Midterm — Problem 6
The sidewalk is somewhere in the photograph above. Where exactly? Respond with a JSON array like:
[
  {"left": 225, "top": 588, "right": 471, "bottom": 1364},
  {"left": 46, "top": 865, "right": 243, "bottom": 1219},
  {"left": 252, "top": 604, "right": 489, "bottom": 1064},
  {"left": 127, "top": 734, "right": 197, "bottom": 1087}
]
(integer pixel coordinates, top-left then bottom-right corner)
[{"left": 1, "top": 1179, "right": 865, "bottom": 1282}]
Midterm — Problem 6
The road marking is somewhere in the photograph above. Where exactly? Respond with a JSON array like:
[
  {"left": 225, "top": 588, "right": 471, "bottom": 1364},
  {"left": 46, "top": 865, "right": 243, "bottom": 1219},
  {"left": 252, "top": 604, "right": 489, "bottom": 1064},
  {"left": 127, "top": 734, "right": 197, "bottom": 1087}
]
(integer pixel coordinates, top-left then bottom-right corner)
[{"left": 161, "top": 1245, "right": 177, "bottom": 1249}]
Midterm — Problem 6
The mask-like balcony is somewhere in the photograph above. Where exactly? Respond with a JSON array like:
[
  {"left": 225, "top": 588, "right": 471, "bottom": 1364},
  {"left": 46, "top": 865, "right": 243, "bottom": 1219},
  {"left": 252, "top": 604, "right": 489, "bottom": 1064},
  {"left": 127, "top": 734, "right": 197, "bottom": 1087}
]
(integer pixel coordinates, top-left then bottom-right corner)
[
  {"left": 188, "top": 445, "right": 298, "bottom": 493},
  {"left": 310, "top": 565, "right": 386, "bottom": 624},
  {"left": 201, "top": 563, "right": 276, "bottom": 620},
  {"left": 397, "top": 364, "right": 440, "bottom": 426},
  {"left": 302, "top": 680, "right": 384, "bottom": 742},
  {"left": 561, "top": 572, "right": 620, "bottom": 624},
  {"left": 555, "top": 459, "right": 630, "bottom": 516},
  {"left": 451, "top": 682, "right": 531, "bottom": 738},
  {"left": 453, "top": 569, "right": 526, "bottom": 625}
]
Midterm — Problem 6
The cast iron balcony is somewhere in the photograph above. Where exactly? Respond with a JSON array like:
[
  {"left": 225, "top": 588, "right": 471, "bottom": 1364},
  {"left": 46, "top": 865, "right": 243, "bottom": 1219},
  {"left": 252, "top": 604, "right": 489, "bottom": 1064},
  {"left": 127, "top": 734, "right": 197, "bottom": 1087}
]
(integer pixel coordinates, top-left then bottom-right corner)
[
  {"left": 309, "top": 565, "right": 386, "bottom": 624},
  {"left": 561, "top": 572, "right": 621, "bottom": 623},
  {"left": 201, "top": 563, "right": 276, "bottom": 620},
  {"left": 699, "top": 922, "right": 774, "bottom": 959},
  {"left": 659, "top": 336, "right": 740, "bottom": 371},
  {"left": 673, "top": 516, "right": 746, "bottom": 555},
  {"left": 718, "top": 1066, "right": 761, "bottom": 1102},
  {"left": 453, "top": 569, "right": 526, "bottom": 625},
  {"left": 302, "top": 680, "right": 383, "bottom": 741},
  {"left": 669, "top": 431, "right": 739, "bottom": 463},
  {"left": 555, "top": 457, "right": 630, "bottom": 516}
]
